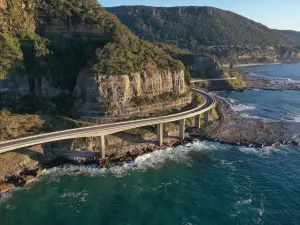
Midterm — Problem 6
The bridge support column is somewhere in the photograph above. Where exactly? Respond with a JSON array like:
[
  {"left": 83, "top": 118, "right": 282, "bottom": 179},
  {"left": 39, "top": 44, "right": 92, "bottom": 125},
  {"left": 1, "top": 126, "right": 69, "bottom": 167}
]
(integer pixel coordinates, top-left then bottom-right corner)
[
  {"left": 157, "top": 123, "right": 164, "bottom": 146},
  {"left": 195, "top": 114, "right": 201, "bottom": 129},
  {"left": 179, "top": 119, "right": 186, "bottom": 139},
  {"left": 204, "top": 111, "right": 209, "bottom": 123},
  {"left": 100, "top": 135, "right": 106, "bottom": 159}
]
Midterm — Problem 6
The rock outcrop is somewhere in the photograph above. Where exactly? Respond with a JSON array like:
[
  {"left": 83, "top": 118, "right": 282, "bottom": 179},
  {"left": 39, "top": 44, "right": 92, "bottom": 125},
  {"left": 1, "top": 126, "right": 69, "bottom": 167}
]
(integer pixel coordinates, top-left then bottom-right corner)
[{"left": 73, "top": 68, "right": 188, "bottom": 118}]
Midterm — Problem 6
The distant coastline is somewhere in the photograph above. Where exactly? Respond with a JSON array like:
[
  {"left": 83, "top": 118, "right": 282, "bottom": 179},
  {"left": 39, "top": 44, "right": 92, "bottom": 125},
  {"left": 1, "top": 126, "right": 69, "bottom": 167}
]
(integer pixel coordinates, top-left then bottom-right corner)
[
  {"left": 223, "top": 60, "right": 300, "bottom": 69},
  {"left": 222, "top": 62, "right": 281, "bottom": 68}
]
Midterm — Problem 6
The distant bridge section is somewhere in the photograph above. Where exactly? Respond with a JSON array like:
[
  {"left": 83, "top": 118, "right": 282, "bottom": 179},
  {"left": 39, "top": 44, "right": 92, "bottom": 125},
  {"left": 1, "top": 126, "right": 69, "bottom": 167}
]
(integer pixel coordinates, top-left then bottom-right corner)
[{"left": 191, "top": 76, "right": 237, "bottom": 83}]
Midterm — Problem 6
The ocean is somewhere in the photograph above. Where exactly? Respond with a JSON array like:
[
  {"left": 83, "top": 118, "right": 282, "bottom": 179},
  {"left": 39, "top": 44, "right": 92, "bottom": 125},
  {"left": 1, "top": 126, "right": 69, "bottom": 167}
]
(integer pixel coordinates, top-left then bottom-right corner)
[
  {"left": 238, "top": 62, "right": 300, "bottom": 83},
  {"left": 1, "top": 63, "right": 300, "bottom": 225}
]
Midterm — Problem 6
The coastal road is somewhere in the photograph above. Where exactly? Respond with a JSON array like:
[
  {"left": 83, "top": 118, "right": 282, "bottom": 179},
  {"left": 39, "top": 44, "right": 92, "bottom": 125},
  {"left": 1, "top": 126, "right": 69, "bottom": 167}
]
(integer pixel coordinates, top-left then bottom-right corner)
[
  {"left": 0, "top": 89, "right": 216, "bottom": 154},
  {"left": 191, "top": 76, "right": 237, "bottom": 83}
]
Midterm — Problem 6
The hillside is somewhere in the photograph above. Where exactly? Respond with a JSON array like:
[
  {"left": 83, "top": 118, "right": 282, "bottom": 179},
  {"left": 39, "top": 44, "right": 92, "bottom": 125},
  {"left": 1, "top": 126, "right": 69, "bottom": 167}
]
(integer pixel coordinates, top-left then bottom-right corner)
[
  {"left": 279, "top": 30, "right": 300, "bottom": 44},
  {"left": 0, "top": 0, "right": 187, "bottom": 118},
  {"left": 107, "top": 6, "right": 293, "bottom": 51}
]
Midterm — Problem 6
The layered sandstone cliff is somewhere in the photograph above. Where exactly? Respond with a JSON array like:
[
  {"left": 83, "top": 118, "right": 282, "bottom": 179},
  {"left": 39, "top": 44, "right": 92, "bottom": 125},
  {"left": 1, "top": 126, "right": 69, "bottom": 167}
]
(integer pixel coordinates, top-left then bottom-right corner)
[{"left": 73, "top": 67, "right": 188, "bottom": 118}]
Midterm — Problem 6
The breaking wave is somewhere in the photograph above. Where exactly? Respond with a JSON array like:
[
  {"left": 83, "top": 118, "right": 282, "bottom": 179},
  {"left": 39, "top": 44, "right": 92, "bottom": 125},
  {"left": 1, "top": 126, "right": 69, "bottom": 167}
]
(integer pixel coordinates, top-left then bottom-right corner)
[
  {"left": 230, "top": 103, "right": 256, "bottom": 112},
  {"left": 42, "top": 141, "right": 289, "bottom": 179},
  {"left": 247, "top": 72, "right": 300, "bottom": 84},
  {"left": 294, "top": 116, "right": 300, "bottom": 123}
]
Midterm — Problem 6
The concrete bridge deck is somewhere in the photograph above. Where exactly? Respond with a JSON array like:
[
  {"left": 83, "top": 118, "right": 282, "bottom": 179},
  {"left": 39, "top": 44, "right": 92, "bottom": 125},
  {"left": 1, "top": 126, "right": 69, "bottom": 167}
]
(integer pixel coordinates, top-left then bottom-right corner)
[
  {"left": 0, "top": 89, "right": 216, "bottom": 158},
  {"left": 191, "top": 76, "right": 237, "bottom": 83}
]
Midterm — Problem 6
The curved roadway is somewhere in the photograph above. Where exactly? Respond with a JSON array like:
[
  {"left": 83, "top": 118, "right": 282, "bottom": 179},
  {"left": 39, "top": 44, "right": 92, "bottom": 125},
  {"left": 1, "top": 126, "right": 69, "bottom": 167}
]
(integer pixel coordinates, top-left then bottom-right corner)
[{"left": 0, "top": 89, "right": 216, "bottom": 154}]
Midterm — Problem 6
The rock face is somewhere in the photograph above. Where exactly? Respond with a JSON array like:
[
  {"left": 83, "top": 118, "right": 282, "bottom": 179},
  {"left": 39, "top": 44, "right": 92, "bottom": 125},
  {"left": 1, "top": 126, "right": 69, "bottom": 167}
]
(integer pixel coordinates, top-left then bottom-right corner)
[
  {"left": 0, "top": 77, "right": 29, "bottom": 100},
  {"left": 279, "top": 48, "right": 300, "bottom": 61},
  {"left": 39, "top": 19, "right": 111, "bottom": 40},
  {"left": 0, "top": 76, "right": 63, "bottom": 104},
  {"left": 73, "top": 68, "right": 187, "bottom": 118}
]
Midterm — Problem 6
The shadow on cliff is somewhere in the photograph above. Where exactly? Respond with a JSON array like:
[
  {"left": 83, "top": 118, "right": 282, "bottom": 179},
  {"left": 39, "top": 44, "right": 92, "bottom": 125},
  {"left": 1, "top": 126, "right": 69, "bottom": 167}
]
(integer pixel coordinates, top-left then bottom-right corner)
[
  {"left": 112, "top": 131, "right": 156, "bottom": 144},
  {"left": 11, "top": 147, "right": 44, "bottom": 162}
]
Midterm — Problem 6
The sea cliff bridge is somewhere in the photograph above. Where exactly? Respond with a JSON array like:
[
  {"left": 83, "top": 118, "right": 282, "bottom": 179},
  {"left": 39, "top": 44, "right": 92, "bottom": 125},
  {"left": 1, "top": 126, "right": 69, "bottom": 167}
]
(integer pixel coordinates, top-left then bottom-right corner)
[{"left": 0, "top": 83, "right": 221, "bottom": 158}]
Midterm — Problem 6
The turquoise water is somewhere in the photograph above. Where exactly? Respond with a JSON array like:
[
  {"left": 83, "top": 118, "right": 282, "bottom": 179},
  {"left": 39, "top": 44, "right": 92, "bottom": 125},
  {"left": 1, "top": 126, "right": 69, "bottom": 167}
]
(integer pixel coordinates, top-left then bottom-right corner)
[{"left": 2, "top": 141, "right": 300, "bottom": 225}]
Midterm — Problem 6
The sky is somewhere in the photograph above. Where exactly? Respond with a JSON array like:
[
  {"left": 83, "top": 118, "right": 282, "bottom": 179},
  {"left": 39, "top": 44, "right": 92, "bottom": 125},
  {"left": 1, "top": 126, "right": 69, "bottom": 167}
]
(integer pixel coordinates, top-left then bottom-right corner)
[{"left": 101, "top": 0, "right": 300, "bottom": 31}]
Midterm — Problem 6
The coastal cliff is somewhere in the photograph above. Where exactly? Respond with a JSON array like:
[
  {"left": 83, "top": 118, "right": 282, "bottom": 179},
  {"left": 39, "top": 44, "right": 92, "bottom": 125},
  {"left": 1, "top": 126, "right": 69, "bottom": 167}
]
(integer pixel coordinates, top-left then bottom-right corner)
[
  {"left": 0, "top": 0, "right": 188, "bottom": 117},
  {"left": 73, "top": 67, "right": 188, "bottom": 118}
]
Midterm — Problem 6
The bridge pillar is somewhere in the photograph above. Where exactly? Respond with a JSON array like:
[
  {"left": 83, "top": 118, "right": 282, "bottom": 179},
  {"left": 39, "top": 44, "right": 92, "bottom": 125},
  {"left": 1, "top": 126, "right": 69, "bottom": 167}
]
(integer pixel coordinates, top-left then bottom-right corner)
[
  {"left": 195, "top": 114, "right": 201, "bottom": 129},
  {"left": 204, "top": 111, "right": 209, "bottom": 123},
  {"left": 100, "top": 135, "right": 106, "bottom": 159},
  {"left": 179, "top": 119, "right": 186, "bottom": 139},
  {"left": 157, "top": 123, "right": 164, "bottom": 146}
]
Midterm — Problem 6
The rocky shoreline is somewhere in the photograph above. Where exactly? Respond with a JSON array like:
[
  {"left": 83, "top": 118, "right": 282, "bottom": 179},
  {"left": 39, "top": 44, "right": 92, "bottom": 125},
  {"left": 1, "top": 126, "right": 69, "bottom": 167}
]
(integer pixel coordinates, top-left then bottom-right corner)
[
  {"left": 0, "top": 135, "right": 196, "bottom": 196},
  {"left": 241, "top": 73, "right": 300, "bottom": 91},
  {"left": 2, "top": 73, "right": 300, "bottom": 197},
  {"left": 190, "top": 97, "right": 300, "bottom": 148}
]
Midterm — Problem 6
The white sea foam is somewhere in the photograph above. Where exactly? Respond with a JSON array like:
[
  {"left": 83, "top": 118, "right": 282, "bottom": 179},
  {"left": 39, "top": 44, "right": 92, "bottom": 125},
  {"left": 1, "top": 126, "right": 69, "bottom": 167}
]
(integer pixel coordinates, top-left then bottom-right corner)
[
  {"left": 239, "top": 145, "right": 288, "bottom": 157},
  {"left": 236, "top": 199, "right": 252, "bottom": 206},
  {"left": 239, "top": 113, "right": 262, "bottom": 120},
  {"left": 59, "top": 191, "right": 88, "bottom": 203},
  {"left": 40, "top": 140, "right": 291, "bottom": 180},
  {"left": 44, "top": 141, "right": 223, "bottom": 178},
  {"left": 231, "top": 103, "right": 256, "bottom": 112},
  {"left": 0, "top": 192, "right": 12, "bottom": 204},
  {"left": 294, "top": 115, "right": 300, "bottom": 123}
]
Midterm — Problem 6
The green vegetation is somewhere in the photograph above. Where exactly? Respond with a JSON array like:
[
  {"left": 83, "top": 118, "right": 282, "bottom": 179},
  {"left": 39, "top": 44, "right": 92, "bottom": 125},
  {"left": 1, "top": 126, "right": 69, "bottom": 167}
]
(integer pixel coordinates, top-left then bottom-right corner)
[
  {"left": 1, "top": 0, "right": 183, "bottom": 90},
  {"left": 0, "top": 33, "right": 23, "bottom": 79},
  {"left": 132, "top": 92, "right": 189, "bottom": 107},
  {"left": 107, "top": 6, "right": 293, "bottom": 50},
  {"left": 195, "top": 95, "right": 204, "bottom": 106},
  {"left": 228, "top": 71, "right": 244, "bottom": 88},
  {"left": 0, "top": 108, "right": 87, "bottom": 141},
  {"left": 184, "top": 69, "right": 191, "bottom": 86},
  {"left": 278, "top": 30, "right": 300, "bottom": 44},
  {"left": 93, "top": 37, "right": 183, "bottom": 76}
]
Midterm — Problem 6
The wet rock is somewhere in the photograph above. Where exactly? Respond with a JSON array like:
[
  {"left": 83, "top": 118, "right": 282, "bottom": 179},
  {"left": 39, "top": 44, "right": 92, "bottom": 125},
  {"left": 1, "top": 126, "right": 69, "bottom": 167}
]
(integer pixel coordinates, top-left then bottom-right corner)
[
  {"left": 5, "top": 174, "right": 26, "bottom": 187},
  {"left": 19, "top": 168, "right": 39, "bottom": 177},
  {"left": 0, "top": 182, "right": 15, "bottom": 194},
  {"left": 99, "top": 158, "right": 109, "bottom": 168},
  {"left": 272, "top": 142, "right": 281, "bottom": 148},
  {"left": 24, "top": 176, "right": 36, "bottom": 186}
]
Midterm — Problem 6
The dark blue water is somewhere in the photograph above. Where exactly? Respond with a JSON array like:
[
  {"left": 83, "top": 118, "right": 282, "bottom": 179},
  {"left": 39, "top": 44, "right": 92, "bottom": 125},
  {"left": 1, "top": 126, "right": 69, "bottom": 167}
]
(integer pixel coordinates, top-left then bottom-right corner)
[
  {"left": 219, "top": 90, "right": 300, "bottom": 122},
  {"left": 220, "top": 63, "right": 300, "bottom": 121},
  {"left": 238, "top": 62, "right": 300, "bottom": 82},
  {"left": 1, "top": 141, "right": 300, "bottom": 225}
]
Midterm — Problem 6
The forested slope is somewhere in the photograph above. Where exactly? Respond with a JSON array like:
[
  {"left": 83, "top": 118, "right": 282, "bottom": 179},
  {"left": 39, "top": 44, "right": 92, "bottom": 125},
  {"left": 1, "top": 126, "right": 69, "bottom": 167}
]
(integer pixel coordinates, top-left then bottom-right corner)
[{"left": 107, "top": 6, "right": 293, "bottom": 51}]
